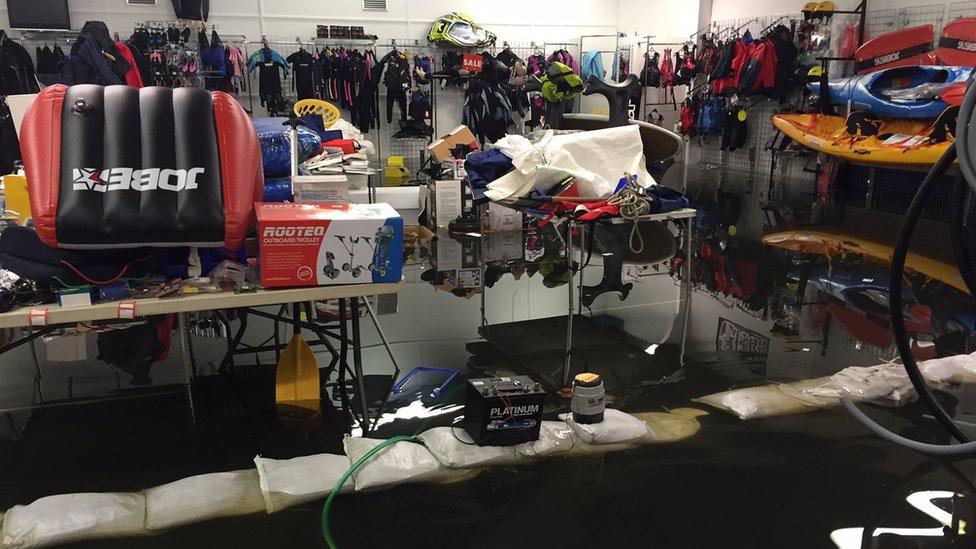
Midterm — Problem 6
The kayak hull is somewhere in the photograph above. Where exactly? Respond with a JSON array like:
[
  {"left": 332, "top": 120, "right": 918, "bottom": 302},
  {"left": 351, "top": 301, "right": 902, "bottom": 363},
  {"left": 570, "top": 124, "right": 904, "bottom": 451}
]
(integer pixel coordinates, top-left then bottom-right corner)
[
  {"left": 808, "top": 65, "right": 971, "bottom": 118},
  {"left": 771, "top": 113, "right": 949, "bottom": 166}
]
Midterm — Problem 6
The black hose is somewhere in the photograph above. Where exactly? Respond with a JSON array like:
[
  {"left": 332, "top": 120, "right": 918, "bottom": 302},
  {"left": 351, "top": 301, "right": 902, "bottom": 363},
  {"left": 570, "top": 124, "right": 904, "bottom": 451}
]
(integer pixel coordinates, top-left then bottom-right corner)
[
  {"left": 949, "top": 175, "right": 976, "bottom": 297},
  {"left": 843, "top": 141, "right": 976, "bottom": 454}
]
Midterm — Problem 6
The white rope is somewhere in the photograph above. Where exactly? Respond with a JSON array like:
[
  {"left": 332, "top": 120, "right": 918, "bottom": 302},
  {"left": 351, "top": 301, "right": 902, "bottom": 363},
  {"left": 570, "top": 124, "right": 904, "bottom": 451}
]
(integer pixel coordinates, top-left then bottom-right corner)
[{"left": 607, "top": 177, "right": 651, "bottom": 254}]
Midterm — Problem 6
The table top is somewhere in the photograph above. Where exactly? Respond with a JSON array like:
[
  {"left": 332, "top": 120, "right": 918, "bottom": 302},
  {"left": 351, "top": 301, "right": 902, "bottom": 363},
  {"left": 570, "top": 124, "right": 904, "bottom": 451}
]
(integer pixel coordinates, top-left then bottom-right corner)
[{"left": 0, "top": 279, "right": 407, "bottom": 330}]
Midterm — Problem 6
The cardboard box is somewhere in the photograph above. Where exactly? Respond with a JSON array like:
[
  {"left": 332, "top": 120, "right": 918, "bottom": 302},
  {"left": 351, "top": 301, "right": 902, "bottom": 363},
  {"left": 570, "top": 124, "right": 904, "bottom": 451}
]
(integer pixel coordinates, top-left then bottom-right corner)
[
  {"left": 292, "top": 175, "right": 349, "bottom": 204},
  {"left": 256, "top": 202, "right": 403, "bottom": 288},
  {"left": 424, "top": 180, "right": 463, "bottom": 228},
  {"left": 427, "top": 125, "right": 479, "bottom": 163}
]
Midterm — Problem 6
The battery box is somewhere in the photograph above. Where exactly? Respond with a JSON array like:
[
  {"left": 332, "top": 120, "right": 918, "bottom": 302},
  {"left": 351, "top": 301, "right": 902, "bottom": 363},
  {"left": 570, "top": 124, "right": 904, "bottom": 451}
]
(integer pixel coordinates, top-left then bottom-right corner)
[
  {"left": 463, "top": 376, "right": 546, "bottom": 446},
  {"left": 255, "top": 202, "right": 403, "bottom": 287}
]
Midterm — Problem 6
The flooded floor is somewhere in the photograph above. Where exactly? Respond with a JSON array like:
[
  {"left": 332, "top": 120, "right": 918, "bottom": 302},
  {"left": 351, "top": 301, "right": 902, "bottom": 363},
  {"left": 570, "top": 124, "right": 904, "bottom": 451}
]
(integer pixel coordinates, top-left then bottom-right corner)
[{"left": 1, "top": 246, "right": 975, "bottom": 548}]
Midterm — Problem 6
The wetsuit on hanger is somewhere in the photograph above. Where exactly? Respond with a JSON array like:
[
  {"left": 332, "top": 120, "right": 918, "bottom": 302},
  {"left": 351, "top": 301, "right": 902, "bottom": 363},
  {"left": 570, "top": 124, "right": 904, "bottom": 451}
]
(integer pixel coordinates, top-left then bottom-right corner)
[
  {"left": 286, "top": 48, "right": 316, "bottom": 100},
  {"left": 375, "top": 50, "right": 410, "bottom": 123}
]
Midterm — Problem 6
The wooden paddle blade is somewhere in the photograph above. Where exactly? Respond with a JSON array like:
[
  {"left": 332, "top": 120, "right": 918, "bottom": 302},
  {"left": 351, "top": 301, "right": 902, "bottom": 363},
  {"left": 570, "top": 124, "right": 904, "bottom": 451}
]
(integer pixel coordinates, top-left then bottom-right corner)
[{"left": 275, "top": 334, "right": 320, "bottom": 413}]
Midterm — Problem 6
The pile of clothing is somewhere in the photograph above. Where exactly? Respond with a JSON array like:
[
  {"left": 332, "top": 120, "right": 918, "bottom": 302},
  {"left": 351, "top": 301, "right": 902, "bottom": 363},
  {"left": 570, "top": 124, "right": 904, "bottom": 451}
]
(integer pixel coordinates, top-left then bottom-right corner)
[{"left": 62, "top": 21, "right": 137, "bottom": 86}]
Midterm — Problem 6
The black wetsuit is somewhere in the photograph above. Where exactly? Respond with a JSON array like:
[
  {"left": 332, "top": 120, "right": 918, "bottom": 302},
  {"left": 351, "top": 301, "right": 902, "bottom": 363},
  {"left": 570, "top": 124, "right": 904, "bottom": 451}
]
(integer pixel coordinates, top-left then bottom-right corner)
[{"left": 287, "top": 49, "right": 316, "bottom": 100}]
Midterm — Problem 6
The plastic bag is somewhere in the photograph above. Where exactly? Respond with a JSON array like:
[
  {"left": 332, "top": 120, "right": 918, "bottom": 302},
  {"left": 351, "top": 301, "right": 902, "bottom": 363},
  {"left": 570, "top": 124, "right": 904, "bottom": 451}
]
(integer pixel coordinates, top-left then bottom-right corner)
[
  {"left": 342, "top": 437, "right": 445, "bottom": 492},
  {"left": 144, "top": 469, "right": 264, "bottom": 531},
  {"left": 254, "top": 454, "right": 351, "bottom": 513},
  {"left": 417, "top": 426, "right": 520, "bottom": 468},
  {"left": 632, "top": 407, "right": 708, "bottom": 444},
  {"left": 515, "top": 420, "right": 578, "bottom": 459},
  {"left": 485, "top": 126, "right": 655, "bottom": 201},
  {"left": 253, "top": 117, "right": 322, "bottom": 177},
  {"left": 882, "top": 82, "right": 953, "bottom": 101},
  {"left": 559, "top": 409, "right": 648, "bottom": 444},
  {"left": 2, "top": 492, "right": 146, "bottom": 547}
]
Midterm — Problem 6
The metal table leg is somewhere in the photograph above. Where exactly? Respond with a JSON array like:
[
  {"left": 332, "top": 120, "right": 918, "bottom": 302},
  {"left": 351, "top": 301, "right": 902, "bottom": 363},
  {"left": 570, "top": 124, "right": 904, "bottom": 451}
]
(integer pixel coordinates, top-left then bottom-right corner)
[
  {"left": 563, "top": 220, "right": 575, "bottom": 387},
  {"left": 177, "top": 312, "right": 197, "bottom": 422},
  {"left": 350, "top": 298, "right": 370, "bottom": 433},
  {"left": 679, "top": 218, "right": 693, "bottom": 368}
]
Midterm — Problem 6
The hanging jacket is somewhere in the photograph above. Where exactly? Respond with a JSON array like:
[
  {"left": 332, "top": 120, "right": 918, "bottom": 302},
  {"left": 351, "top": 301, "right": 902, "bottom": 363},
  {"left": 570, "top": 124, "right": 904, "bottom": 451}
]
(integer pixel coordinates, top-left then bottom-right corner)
[
  {"left": 721, "top": 107, "right": 747, "bottom": 151},
  {"left": 171, "top": 0, "right": 210, "bottom": 21},
  {"left": 581, "top": 51, "right": 606, "bottom": 81},
  {"left": 737, "top": 39, "right": 777, "bottom": 96},
  {"left": 768, "top": 25, "right": 798, "bottom": 99},
  {"left": 709, "top": 40, "right": 737, "bottom": 80},
  {"left": 113, "top": 41, "right": 144, "bottom": 87},
  {"left": 680, "top": 100, "right": 696, "bottom": 136},
  {"left": 247, "top": 47, "right": 289, "bottom": 76},
  {"left": 712, "top": 38, "right": 747, "bottom": 96},
  {"left": 526, "top": 53, "right": 546, "bottom": 77},
  {"left": 0, "top": 33, "right": 37, "bottom": 94},
  {"left": 63, "top": 22, "right": 129, "bottom": 86}
]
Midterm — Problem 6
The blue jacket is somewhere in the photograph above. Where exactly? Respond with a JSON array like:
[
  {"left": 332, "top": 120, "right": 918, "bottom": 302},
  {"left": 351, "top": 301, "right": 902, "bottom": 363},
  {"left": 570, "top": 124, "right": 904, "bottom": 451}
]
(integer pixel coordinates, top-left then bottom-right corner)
[{"left": 581, "top": 51, "right": 606, "bottom": 81}]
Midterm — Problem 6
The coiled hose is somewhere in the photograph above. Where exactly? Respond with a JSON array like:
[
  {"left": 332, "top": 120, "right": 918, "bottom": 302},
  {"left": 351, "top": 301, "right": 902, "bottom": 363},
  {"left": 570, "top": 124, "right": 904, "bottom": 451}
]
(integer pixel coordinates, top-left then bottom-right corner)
[{"left": 846, "top": 78, "right": 976, "bottom": 455}]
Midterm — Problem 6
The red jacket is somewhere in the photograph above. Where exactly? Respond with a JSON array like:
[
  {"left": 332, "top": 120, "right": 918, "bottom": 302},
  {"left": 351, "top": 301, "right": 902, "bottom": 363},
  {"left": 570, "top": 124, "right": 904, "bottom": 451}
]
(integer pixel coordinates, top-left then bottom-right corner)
[{"left": 113, "top": 41, "right": 143, "bottom": 88}]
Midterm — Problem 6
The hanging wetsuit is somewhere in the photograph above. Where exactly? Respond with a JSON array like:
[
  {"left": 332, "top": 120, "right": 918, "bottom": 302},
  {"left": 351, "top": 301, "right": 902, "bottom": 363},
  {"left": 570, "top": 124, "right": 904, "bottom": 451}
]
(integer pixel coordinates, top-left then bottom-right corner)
[
  {"left": 355, "top": 49, "right": 380, "bottom": 132},
  {"left": 248, "top": 47, "right": 289, "bottom": 115},
  {"left": 171, "top": 0, "right": 209, "bottom": 21},
  {"left": 375, "top": 50, "right": 411, "bottom": 123},
  {"left": 286, "top": 49, "right": 316, "bottom": 100}
]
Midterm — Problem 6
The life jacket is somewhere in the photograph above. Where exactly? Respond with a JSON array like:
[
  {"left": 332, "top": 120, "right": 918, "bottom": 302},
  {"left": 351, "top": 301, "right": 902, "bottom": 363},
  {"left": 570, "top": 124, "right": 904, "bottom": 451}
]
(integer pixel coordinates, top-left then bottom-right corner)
[
  {"left": 680, "top": 100, "right": 696, "bottom": 135},
  {"left": 659, "top": 48, "right": 674, "bottom": 87},
  {"left": 855, "top": 24, "right": 938, "bottom": 74},
  {"left": 641, "top": 52, "right": 662, "bottom": 87},
  {"left": 697, "top": 96, "right": 726, "bottom": 135}
]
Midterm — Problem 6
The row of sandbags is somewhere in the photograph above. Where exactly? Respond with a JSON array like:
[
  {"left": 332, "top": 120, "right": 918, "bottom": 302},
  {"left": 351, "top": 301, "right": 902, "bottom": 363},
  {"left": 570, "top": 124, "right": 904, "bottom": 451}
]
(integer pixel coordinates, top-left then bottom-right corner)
[
  {"left": 1, "top": 409, "right": 706, "bottom": 548},
  {"left": 695, "top": 352, "right": 976, "bottom": 420}
]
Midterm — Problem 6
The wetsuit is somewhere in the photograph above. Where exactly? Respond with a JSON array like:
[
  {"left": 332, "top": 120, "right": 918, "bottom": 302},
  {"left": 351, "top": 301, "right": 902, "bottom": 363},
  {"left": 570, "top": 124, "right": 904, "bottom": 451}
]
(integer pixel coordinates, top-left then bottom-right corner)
[
  {"left": 375, "top": 51, "right": 410, "bottom": 122},
  {"left": 286, "top": 49, "right": 316, "bottom": 100}
]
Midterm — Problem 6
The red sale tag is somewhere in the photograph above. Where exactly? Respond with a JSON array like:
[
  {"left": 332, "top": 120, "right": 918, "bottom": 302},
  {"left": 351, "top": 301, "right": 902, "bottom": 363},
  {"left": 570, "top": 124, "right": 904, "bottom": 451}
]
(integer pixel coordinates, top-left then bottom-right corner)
[{"left": 462, "top": 54, "right": 484, "bottom": 74}]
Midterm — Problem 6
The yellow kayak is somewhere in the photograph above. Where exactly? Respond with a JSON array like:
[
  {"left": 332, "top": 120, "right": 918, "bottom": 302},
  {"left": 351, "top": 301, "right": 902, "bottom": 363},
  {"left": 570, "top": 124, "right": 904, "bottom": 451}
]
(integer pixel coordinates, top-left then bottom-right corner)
[
  {"left": 771, "top": 113, "right": 951, "bottom": 166},
  {"left": 762, "top": 228, "right": 966, "bottom": 293}
]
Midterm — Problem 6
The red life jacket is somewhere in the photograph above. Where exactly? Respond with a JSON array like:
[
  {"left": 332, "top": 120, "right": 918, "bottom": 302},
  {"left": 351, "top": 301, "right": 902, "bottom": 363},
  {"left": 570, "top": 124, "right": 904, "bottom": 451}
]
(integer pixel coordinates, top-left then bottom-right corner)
[
  {"left": 660, "top": 48, "right": 675, "bottom": 87},
  {"left": 680, "top": 101, "right": 696, "bottom": 135}
]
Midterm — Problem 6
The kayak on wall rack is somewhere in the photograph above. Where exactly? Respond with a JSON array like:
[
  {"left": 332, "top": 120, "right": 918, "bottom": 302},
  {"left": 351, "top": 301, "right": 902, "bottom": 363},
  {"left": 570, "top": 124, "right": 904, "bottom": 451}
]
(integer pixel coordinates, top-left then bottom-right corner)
[
  {"left": 808, "top": 65, "right": 972, "bottom": 119},
  {"left": 770, "top": 108, "right": 957, "bottom": 167}
]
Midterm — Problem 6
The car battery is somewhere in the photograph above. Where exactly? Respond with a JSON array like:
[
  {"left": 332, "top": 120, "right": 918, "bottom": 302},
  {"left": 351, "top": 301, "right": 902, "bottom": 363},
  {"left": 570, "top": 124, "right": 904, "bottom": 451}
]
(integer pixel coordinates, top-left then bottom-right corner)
[{"left": 463, "top": 376, "right": 546, "bottom": 446}]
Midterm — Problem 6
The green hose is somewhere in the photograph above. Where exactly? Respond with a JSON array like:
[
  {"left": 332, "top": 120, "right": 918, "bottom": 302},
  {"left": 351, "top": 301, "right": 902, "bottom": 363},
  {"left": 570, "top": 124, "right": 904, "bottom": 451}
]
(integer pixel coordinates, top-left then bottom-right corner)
[{"left": 321, "top": 435, "right": 418, "bottom": 548}]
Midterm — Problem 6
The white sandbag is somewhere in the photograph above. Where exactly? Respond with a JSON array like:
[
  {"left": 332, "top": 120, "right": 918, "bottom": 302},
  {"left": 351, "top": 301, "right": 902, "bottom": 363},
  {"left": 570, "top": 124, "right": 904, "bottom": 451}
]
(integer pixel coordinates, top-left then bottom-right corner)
[
  {"left": 342, "top": 436, "right": 444, "bottom": 492},
  {"left": 515, "top": 420, "right": 578, "bottom": 459},
  {"left": 254, "top": 453, "right": 352, "bottom": 513},
  {"left": 143, "top": 469, "right": 264, "bottom": 531},
  {"left": 417, "top": 426, "right": 520, "bottom": 468},
  {"left": 3, "top": 492, "right": 146, "bottom": 548},
  {"left": 921, "top": 352, "right": 976, "bottom": 384},
  {"left": 806, "top": 364, "right": 921, "bottom": 407},
  {"left": 486, "top": 126, "right": 654, "bottom": 201},
  {"left": 559, "top": 409, "right": 648, "bottom": 444},
  {"left": 695, "top": 384, "right": 818, "bottom": 419}
]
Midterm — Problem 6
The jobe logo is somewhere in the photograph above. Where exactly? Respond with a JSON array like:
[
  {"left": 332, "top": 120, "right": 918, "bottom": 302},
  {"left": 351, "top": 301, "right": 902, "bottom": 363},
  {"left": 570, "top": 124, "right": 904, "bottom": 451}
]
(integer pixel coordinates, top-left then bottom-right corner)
[
  {"left": 262, "top": 226, "right": 326, "bottom": 238},
  {"left": 959, "top": 40, "right": 976, "bottom": 52},
  {"left": 72, "top": 168, "right": 205, "bottom": 192},
  {"left": 873, "top": 52, "right": 900, "bottom": 65}
]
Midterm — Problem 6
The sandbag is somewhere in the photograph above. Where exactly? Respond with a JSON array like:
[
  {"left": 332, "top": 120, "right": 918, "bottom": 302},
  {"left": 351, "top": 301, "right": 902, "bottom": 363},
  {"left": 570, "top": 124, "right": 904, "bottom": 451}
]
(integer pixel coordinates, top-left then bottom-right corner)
[
  {"left": 253, "top": 116, "right": 322, "bottom": 177},
  {"left": 417, "top": 426, "right": 520, "bottom": 468},
  {"left": 342, "top": 437, "right": 445, "bottom": 492},
  {"left": 514, "top": 420, "right": 578, "bottom": 459},
  {"left": 485, "top": 126, "right": 655, "bottom": 201},
  {"left": 254, "top": 453, "right": 351, "bottom": 513},
  {"left": 2, "top": 492, "right": 146, "bottom": 548},
  {"left": 632, "top": 407, "right": 708, "bottom": 444},
  {"left": 695, "top": 383, "right": 821, "bottom": 419},
  {"left": 143, "top": 469, "right": 264, "bottom": 531},
  {"left": 559, "top": 409, "right": 648, "bottom": 444}
]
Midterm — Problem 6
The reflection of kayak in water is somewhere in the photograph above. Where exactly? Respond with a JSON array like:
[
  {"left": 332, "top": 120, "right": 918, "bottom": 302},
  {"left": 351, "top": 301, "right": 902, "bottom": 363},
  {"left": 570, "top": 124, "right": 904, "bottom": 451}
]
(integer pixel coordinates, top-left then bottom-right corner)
[
  {"left": 792, "top": 264, "right": 933, "bottom": 334},
  {"left": 763, "top": 227, "right": 966, "bottom": 294}
]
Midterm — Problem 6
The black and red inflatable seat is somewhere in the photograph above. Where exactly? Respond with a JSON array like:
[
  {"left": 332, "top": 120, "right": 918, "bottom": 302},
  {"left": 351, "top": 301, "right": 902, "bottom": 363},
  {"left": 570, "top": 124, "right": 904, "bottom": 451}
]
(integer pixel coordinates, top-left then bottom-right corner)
[
  {"left": 854, "top": 25, "right": 939, "bottom": 75},
  {"left": 20, "top": 84, "right": 263, "bottom": 249}
]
